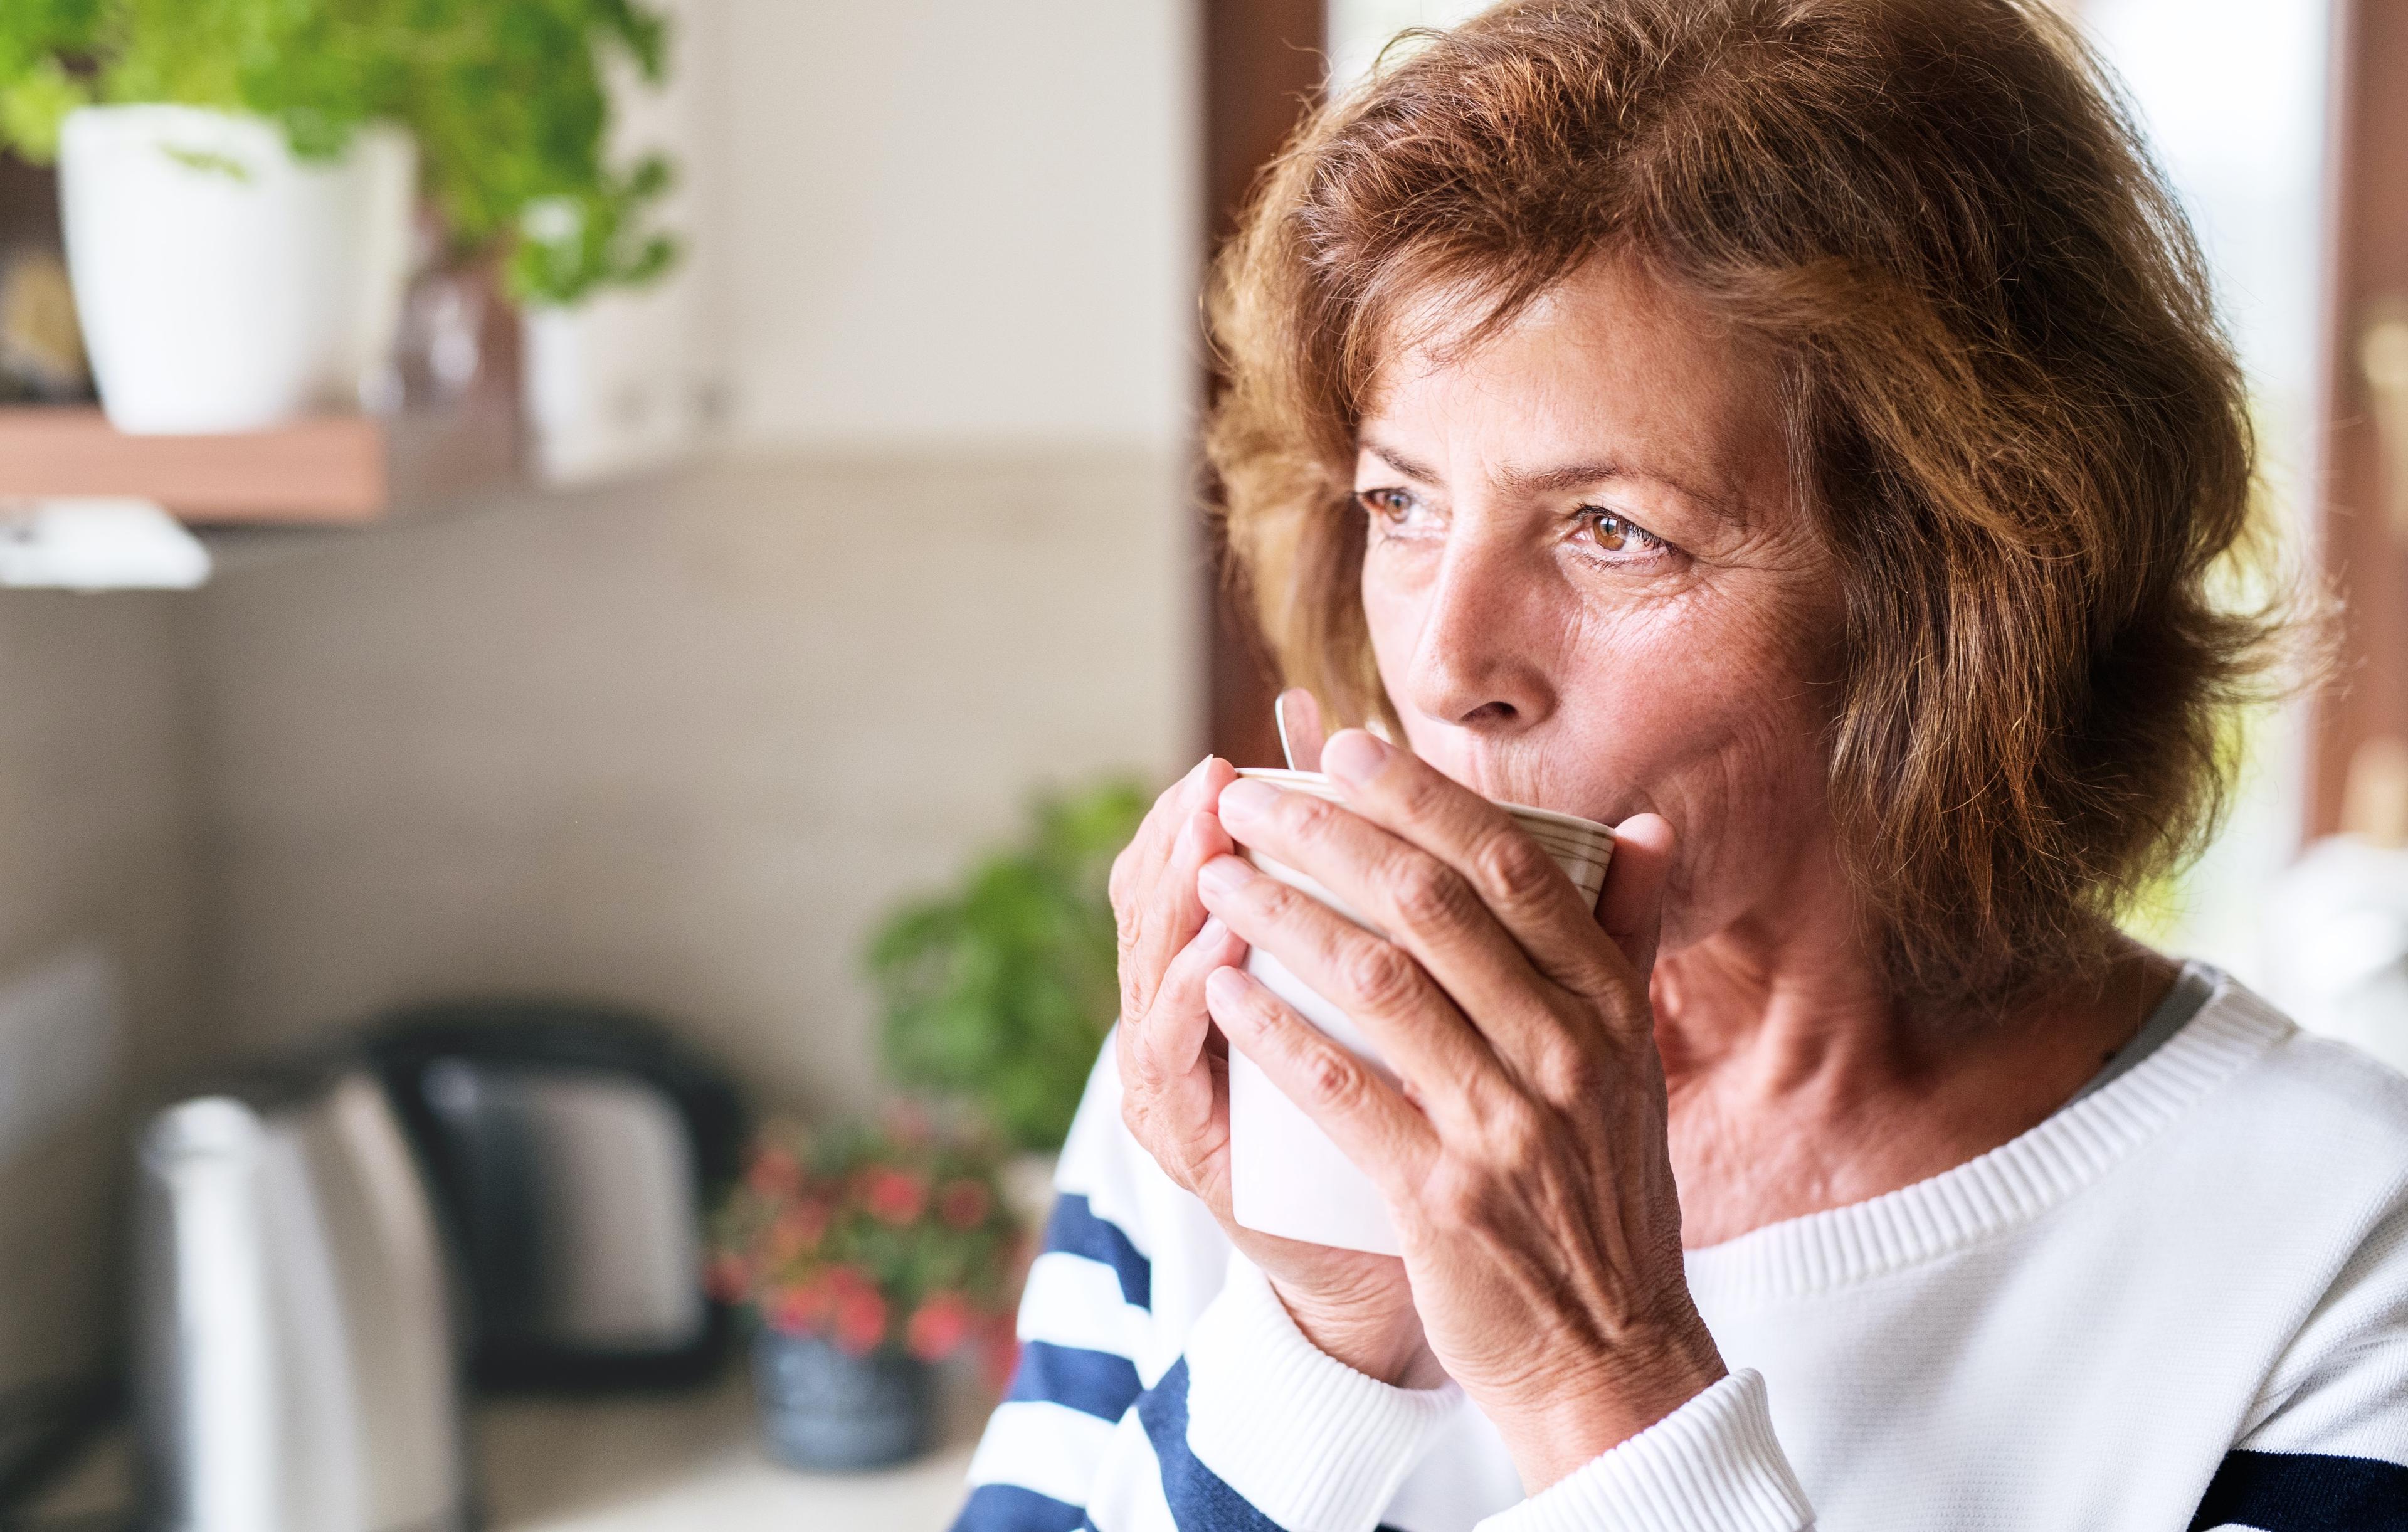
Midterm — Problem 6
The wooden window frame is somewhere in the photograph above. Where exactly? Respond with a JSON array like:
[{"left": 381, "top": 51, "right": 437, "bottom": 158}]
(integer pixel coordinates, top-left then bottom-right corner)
[
  {"left": 2313, "top": 0, "right": 2408, "bottom": 837},
  {"left": 1200, "top": 0, "right": 1326, "bottom": 767}
]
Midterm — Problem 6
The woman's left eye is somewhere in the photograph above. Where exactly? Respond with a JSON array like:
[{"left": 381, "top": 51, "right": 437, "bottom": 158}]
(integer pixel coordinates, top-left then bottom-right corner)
[{"left": 1575, "top": 508, "right": 1667, "bottom": 558}]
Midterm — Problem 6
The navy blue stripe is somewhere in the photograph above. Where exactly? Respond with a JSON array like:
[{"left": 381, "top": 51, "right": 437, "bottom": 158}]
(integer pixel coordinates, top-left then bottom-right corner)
[
  {"left": 1043, "top": 1193, "right": 1153, "bottom": 1309},
  {"left": 953, "top": 1482, "right": 1087, "bottom": 1532},
  {"left": 1006, "top": 1339, "right": 1144, "bottom": 1422},
  {"left": 2189, "top": 1449, "right": 2408, "bottom": 1531},
  {"left": 1136, "top": 1358, "right": 1285, "bottom": 1532}
]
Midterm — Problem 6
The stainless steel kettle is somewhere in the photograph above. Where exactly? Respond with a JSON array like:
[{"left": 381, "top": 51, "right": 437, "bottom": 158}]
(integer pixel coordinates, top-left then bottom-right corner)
[{"left": 131, "top": 1062, "right": 469, "bottom": 1532}]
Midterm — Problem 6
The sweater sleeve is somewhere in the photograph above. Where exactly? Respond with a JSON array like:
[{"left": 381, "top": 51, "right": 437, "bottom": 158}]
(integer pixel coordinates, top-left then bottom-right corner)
[
  {"left": 2189, "top": 1195, "right": 2408, "bottom": 1531},
  {"left": 1471, "top": 1370, "right": 1815, "bottom": 1532},
  {"left": 951, "top": 1035, "right": 1455, "bottom": 1532}
]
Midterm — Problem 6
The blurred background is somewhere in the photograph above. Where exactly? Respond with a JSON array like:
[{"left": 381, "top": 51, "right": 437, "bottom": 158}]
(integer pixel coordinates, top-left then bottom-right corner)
[{"left": 0, "top": 1, "right": 2400, "bottom": 1528}]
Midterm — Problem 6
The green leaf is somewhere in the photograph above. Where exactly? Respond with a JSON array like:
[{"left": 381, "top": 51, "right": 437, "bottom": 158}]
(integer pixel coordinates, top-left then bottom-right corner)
[
  {"left": 0, "top": 0, "right": 679, "bottom": 304},
  {"left": 869, "top": 777, "right": 1151, "bottom": 1150},
  {"left": 0, "top": 59, "right": 92, "bottom": 162}
]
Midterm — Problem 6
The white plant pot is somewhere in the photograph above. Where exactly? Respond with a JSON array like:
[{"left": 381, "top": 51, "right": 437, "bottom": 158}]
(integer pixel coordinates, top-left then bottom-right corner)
[{"left": 58, "top": 105, "right": 416, "bottom": 435}]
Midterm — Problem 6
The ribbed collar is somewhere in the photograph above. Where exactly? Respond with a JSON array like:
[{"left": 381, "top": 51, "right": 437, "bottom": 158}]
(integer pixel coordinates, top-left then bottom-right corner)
[{"left": 1681, "top": 971, "right": 2288, "bottom": 1313}]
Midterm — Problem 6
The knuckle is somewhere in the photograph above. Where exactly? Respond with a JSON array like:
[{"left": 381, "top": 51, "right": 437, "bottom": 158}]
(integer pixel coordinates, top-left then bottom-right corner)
[
  {"left": 1296, "top": 1041, "right": 1368, "bottom": 1114},
  {"left": 1476, "top": 832, "right": 1561, "bottom": 907},
  {"left": 1285, "top": 790, "right": 1336, "bottom": 838},
  {"left": 1486, "top": 1094, "right": 1548, "bottom": 1161},
  {"left": 1393, "top": 764, "right": 1450, "bottom": 820},
  {"left": 1338, "top": 940, "right": 1423, "bottom": 1013},
  {"left": 1419, "top": 1163, "right": 1494, "bottom": 1235},
  {"left": 1244, "top": 872, "right": 1306, "bottom": 924},
  {"left": 1534, "top": 1039, "right": 1602, "bottom": 1102},
  {"left": 1390, "top": 857, "right": 1476, "bottom": 931}
]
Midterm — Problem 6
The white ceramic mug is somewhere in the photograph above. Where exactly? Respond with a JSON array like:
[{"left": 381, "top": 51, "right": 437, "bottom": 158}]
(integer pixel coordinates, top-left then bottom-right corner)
[{"left": 1225, "top": 768, "right": 1615, "bottom": 1254}]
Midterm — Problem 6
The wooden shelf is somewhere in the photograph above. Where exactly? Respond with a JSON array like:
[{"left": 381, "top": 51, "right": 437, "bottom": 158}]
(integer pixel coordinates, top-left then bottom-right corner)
[
  {"left": 1, "top": 152, "right": 527, "bottom": 526},
  {"left": 0, "top": 400, "right": 522, "bottom": 525}
]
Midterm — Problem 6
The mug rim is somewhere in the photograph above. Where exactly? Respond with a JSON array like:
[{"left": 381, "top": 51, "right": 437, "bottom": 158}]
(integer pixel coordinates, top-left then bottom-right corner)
[{"left": 1233, "top": 766, "right": 1615, "bottom": 843}]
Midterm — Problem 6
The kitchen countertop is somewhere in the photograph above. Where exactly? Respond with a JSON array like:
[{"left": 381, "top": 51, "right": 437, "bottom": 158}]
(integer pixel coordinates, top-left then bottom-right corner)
[{"left": 25, "top": 1365, "right": 986, "bottom": 1531}]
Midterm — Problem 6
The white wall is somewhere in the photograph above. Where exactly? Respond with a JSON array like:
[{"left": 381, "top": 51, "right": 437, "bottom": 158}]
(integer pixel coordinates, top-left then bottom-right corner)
[{"left": 704, "top": 0, "right": 1199, "bottom": 449}]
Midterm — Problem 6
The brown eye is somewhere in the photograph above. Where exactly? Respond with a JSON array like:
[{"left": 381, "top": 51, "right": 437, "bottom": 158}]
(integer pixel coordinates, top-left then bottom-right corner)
[
  {"left": 1579, "top": 509, "right": 1659, "bottom": 555},
  {"left": 1587, "top": 512, "right": 1633, "bottom": 551},
  {"left": 1357, "top": 488, "right": 1412, "bottom": 519}
]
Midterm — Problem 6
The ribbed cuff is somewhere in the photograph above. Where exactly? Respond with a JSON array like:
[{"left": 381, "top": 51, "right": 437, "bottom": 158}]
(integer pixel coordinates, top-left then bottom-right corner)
[
  {"left": 1182, "top": 1259, "right": 1460, "bottom": 1532},
  {"left": 1476, "top": 1370, "right": 1812, "bottom": 1532}
]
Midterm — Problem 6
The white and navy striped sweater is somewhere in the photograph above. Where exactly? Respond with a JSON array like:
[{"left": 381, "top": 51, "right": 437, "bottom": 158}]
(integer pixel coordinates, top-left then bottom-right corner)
[{"left": 955, "top": 971, "right": 2408, "bottom": 1531}]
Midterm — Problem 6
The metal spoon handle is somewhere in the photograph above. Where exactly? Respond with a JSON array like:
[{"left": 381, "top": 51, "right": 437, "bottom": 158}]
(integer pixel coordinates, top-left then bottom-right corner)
[{"left": 1275, "top": 688, "right": 1328, "bottom": 773}]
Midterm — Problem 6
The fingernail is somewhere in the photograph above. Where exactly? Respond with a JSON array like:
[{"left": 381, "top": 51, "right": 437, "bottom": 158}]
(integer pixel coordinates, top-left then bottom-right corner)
[
  {"left": 1197, "top": 855, "right": 1254, "bottom": 899},
  {"left": 1217, "top": 778, "right": 1277, "bottom": 824},
  {"left": 1205, "top": 965, "right": 1252, "bottom": 1017},
  {"left": 1322, "top": 729, "right": 1391, "bottom": 786},
  {"left": 1196, "top": 916, "right": 1228, "bottom": 948}
]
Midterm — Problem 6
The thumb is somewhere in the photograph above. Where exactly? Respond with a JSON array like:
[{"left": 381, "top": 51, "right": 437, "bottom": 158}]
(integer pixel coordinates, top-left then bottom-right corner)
[{"left": 1595, "top": 813, "right": 1675, "bottom": 979}]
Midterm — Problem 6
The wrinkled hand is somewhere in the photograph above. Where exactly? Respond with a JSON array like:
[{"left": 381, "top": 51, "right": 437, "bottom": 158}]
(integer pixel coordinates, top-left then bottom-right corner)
[
  {"left": 1198, "top": 729, "right": 1725, "bottom": 1491},
  {"left": 1109, "top": 758, "right": 1435, "bottom": 1385}
]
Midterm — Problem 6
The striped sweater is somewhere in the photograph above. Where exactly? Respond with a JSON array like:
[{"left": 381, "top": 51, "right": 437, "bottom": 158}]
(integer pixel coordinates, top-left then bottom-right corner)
[{"left": 954, "top": 971, "right": 2408, "bottom": 1531}]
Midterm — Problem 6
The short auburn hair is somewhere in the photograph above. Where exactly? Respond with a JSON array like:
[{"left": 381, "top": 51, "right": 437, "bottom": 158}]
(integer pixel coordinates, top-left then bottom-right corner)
[{"left": 1204, "top": 0, "right": 2283, "bottom": 1008}]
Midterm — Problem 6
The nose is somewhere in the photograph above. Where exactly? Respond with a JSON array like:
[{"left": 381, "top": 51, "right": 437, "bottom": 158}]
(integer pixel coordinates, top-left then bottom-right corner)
[{"left": 1394, "top": 537, "right": 1558, "bottom": 736}]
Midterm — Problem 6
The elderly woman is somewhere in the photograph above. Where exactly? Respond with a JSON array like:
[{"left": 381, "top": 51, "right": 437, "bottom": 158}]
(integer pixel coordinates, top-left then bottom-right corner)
[{"left": 957, "top": 2, "right": 2408, "bottom": 1528}]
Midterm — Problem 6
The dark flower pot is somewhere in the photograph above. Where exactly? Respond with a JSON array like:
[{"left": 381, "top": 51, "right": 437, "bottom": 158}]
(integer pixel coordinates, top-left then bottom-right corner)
[{"left": 753, "top": 1329, "right": 934, "bottom": 1471}]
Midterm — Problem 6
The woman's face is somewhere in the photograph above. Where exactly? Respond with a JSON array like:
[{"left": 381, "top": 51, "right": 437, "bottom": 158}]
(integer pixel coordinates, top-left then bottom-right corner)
[{"left": 1355, "top": 257, "right": 1843, "bottom": 949}]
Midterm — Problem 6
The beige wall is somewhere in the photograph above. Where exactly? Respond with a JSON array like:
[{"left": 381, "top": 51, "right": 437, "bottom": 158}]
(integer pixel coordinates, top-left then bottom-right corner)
[
  {"left": 0, "top": 593, "right": 200, "bottom": 1388},
  {"left": 703, "top": 0, "right": 1198, "bottom": 450},
  {"left": 194, "top": 448, "right": 1193, "bottom": 1112}
]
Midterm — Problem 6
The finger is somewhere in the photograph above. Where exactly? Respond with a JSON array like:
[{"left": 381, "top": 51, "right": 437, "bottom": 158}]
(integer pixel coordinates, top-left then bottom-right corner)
[
  {"left": 1204, "top": 965, "right": 1438, "bottom": 1196},
  {"left": 1318, "top": 729, "right": 1620, "bottom": 993},
  {"left": 1215, "top": 774, "right": 1568, "bottom": 1064},
  {"left": 1595, "top": 813, "right": 1675, "bottom": 982},
  {"left": 1112, "top": 757, "right": 1232, "bottom": 915},
  {"left": 1135, "top": 916, "right": 1247, "bottom": 1086},
  {"left": 1119, "top": 779, "right": 1237, "bottom": 1022},
  {"left": 1194, "top": 851, "right": 1502, "bottom": 1127},
  {"left": 1119, "top": 914, "right": 1248, "bottom": 1197}
]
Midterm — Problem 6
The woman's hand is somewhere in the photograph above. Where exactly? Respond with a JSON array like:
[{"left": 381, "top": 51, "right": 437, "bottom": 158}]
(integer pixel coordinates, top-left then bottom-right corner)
[
  {"left": 1197, "top": 729, "right": 1726, "bottom": 1491},
  {"left": 1108, "top": 758, "right": 1436, "bottom": 1387}
]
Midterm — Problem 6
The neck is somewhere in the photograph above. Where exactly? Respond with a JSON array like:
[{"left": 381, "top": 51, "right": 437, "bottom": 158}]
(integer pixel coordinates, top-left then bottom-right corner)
[{"left": 1650, "top": 855, "right": 2175, "bottom": 1249}]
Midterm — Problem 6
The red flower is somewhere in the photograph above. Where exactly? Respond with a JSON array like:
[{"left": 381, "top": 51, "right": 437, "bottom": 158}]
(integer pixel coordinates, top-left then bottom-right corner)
[
  {"left": 937, "top": 1178, "right": 991, "bottom": 1230},
  {"left": 704, "top": 1253, "right": 752, "bottom": 1302},
  {"left": 833, "top": 1286, "right": 889, "bottom": 1356},
  {"left": 862, "top": 1167, "right": 927, "bottom": 1225},
  {"left": 906, "top": 1291, "right": 975, "bottom": 1361},
  {"left": 766, "top": 1279, "right": 827, "bottom": 1336},
  {"left": 747, "top": 1146, "right": 803, "bottom": 1200}
]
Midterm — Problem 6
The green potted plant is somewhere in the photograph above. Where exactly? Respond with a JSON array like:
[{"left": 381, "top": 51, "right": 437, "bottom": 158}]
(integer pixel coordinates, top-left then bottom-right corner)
[
  {"left": 708, "top": 1109, "right": 1023, "bottom": 1472},
  {"left": 0, "top": 0, "right": 675, "bottom": 432},
  {"left": 868, "top": 779, "right": 1147, "bottom": 1204}
]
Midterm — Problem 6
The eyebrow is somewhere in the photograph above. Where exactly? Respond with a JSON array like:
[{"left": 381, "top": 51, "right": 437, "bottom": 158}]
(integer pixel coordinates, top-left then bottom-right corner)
[{"left": 1360, "top": 438, "right": 1740, "bottom": 518}]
